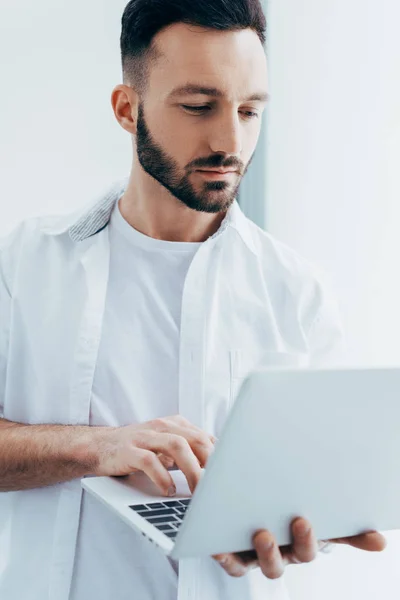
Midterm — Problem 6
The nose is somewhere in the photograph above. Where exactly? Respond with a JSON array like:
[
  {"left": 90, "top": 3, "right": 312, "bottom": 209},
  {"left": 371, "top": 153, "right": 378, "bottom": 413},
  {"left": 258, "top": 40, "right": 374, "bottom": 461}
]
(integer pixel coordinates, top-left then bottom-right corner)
[{"left": 208, "top": 112, "right": 243, "bottom": 157}]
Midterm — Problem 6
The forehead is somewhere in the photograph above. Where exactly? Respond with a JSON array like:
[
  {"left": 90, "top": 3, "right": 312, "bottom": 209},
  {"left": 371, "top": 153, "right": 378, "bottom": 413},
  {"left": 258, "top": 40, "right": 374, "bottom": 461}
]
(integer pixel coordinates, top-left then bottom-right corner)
[{"left": 149, "top": 23, "right": 268, "bottom": 100}]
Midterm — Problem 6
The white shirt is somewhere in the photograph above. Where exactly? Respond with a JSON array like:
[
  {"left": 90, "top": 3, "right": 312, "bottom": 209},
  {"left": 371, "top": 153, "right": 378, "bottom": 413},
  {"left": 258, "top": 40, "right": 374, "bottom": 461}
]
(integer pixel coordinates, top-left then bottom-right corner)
[
  {"left": 71, "top": 196, "right": 201, "bottom": 598},
  {"left": 0, "top": 178, "right": 346, "bottom": 600}
]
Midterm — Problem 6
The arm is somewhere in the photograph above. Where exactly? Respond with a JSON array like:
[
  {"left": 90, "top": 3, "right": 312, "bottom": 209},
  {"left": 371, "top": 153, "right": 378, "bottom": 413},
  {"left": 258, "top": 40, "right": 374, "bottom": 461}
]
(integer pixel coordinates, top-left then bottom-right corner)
[
  {"left": 0, "top": 415, "right": 215, "bottom": 493},
  {"left": 0, "top": 225, "right": 95, "bottom": 491},
  {"left": 0, "top": 417, "right": 102, "bottom": 491},
  {"left": 0, "top": 226, "right": 214, "bottom": 494}
]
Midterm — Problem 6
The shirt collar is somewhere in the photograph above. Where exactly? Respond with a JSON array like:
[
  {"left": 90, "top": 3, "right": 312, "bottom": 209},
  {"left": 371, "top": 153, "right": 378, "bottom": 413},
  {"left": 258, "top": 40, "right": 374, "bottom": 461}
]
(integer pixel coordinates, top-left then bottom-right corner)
[{"left": 46, "top": 177, "right": 256, "bottom": 254}]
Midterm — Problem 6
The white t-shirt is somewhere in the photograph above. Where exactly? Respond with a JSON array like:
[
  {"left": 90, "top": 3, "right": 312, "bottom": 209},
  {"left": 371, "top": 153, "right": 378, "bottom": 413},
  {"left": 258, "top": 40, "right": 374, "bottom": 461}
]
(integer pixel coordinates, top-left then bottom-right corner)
[{"left": 70, "top": 199, "right": 202, "bottom": 600}]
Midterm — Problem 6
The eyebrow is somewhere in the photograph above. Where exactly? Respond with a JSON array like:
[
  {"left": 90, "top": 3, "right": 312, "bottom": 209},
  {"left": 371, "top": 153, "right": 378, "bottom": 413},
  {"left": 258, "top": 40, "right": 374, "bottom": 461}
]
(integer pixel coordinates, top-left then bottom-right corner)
[{"left": 167, "top": 84, "right": 269, "bottom": 103}]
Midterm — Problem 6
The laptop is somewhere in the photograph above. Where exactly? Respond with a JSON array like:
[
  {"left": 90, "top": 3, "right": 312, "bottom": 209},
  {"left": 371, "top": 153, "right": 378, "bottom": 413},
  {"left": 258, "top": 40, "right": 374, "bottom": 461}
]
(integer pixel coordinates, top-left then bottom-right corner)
[{"left": 82, "top": 366, "right": 400, "bottom": 560}]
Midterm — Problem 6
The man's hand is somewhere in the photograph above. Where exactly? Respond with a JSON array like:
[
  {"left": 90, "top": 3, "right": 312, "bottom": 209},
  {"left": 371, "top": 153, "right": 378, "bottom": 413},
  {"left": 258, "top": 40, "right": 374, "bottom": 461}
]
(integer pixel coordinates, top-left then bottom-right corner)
[
  {"left": 213, "top": 517, "right": 387, "bottom": 578},
  {"left": 93, "top": 415, "right": 216, "bottom": 495}
]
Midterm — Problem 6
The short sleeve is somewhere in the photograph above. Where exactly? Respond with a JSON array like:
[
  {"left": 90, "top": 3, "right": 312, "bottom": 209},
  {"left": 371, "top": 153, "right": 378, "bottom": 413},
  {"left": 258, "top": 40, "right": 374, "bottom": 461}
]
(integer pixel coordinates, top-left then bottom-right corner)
[
  {"left": 0, "top": 222, "right": 27, "bottom": 417},
  {"left": 0, "top": 243, "right": 11, "bottom": 417},
  {"left": 307, "top": 280, "right": 348, "bottom": 368}
]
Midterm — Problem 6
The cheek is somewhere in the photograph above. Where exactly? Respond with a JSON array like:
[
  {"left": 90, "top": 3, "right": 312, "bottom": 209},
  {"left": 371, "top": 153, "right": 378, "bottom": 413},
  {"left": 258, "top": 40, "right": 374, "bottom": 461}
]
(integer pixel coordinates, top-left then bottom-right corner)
[{"left": 155, "top": 117, "right": 189, "bottom": 148}]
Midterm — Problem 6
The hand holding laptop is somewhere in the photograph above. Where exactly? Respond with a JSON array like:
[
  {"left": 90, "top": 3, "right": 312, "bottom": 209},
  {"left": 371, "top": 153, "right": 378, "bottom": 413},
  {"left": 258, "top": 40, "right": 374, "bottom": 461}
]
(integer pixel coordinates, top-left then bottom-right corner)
[
  {"left": 213, "top": 517, "right": 386, "bottom": 579},
  {"left": 89, "top": 409, "right": 386, "bottom": 581}
]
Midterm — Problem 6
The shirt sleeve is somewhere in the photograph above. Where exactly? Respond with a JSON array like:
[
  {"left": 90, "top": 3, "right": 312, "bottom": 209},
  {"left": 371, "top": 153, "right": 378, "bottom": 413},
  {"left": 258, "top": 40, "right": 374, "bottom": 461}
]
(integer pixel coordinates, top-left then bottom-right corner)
[
  {"left": 0, "top": 241, "right": 11, "bottom": 417},
  {"left": 307, "top": 278, "right": 348, "bottom": 368},
  {"left": 0, "top": 222, "right": 27, "bottom": 417}
]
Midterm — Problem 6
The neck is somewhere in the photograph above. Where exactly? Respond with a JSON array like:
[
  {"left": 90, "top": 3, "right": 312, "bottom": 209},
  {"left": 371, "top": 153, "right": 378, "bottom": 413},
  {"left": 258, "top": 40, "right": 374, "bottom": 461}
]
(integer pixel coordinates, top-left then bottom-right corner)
[{"left": 118, "top": 167, "right": 229, "bottom": 243}]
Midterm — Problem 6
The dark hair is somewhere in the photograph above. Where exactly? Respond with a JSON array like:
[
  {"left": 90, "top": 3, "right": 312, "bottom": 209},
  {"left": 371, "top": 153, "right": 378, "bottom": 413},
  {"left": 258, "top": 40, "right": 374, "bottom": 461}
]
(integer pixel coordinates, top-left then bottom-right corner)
[{"left": 120, "top": 0, "right": 266, "bottom": 96}]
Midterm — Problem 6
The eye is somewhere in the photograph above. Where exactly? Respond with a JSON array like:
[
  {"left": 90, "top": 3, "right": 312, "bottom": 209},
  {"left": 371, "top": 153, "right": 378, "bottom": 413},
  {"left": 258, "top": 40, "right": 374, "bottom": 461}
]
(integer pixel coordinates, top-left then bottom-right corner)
[
  {"left": 242, "top": 111, "right": 259, "bottom": 120},
  {"left": 181, "top": 105, "right": 210, "bottom": 113},
  {"left": 181, "top": 105, "right": 259, "bottom": 120}
]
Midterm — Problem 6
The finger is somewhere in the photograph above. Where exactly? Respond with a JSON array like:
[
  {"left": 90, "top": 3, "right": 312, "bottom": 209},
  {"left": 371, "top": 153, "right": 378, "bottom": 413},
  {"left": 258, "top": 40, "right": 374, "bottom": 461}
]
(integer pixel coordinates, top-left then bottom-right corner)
[
  {"left": 166, "top": 417, "right": 218, "bottom": 445},
  {"left": 212, "top": 553, "right": 250, "bottom": 578},
  {"left": 333, "top": 531, "right": 387, "bottom": 552},
  {"left": 133, "top": 449, "right": 176, "bottom": 497},
  {"left": 170, "top": 422, "right": 218, "bottom": 447},
  {"left": 148, "top": 419, "right": 216, "bottom": 465},
  {"left": 177, "top": 427, "right": 215, "bottom": 467},
  {"left": 161, "top": 415, "right": 214, "bottom": 439},
  {"left": 144, "top": 432, "right": 203, "bottom": 493},
  {"left": 163, "top": 426, "right": 215, "bottom": 468},
  {"left": 253, "top": 530, "right": 285, "bottom": 579},
  {"left": 291, "top": 518, "right": 319, "bottom": 563},
  {"left": 156, "top": 453, "right": 176, "bottom": 470}
]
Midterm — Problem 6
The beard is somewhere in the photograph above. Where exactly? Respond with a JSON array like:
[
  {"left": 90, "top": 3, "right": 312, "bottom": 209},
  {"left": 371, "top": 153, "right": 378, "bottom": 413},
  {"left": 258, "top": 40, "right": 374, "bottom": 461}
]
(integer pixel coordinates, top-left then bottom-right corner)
[{"left": 135, "top": 102, "right": 253, "bottom": 214}]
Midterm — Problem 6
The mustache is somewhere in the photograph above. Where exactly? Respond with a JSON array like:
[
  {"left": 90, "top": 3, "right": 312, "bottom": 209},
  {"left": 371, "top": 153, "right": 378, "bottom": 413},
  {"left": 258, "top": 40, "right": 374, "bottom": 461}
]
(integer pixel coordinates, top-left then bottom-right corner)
[{"left": 191, "top": 157, "right": 242, "bottom": 172}]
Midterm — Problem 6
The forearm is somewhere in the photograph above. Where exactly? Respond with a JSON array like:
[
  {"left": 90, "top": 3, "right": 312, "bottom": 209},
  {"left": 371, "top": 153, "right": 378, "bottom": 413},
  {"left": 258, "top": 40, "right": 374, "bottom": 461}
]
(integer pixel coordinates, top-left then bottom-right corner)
[{"left": 0, "top": 417, "right": 103, "bottom": 492}]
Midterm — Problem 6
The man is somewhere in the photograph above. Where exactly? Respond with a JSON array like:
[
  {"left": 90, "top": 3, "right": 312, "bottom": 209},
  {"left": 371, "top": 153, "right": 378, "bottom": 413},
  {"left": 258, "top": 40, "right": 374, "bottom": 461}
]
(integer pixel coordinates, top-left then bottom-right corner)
[{"left": 0, "top": 0, "right": 386, "bottom": 599}]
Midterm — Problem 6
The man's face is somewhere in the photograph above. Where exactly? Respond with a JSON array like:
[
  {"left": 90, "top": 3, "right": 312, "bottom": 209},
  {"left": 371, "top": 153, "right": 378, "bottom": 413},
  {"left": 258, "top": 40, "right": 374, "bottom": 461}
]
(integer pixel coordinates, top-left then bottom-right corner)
[{"left": 135, "top": 23, "right": 269, "bottom": 214}]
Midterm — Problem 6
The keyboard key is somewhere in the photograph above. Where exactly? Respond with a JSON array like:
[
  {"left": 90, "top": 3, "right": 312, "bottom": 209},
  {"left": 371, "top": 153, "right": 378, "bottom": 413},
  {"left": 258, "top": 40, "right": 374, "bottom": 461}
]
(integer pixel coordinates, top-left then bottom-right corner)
[
  {"left": 156, "top": 524, "right": 174, "bottom": 532},
  {"left": 165, "top": 531, "right": 178, "bottom": 538},
  {"left": 147, "top": 515, "right": 178, "bottom": 525},
  {"left": 135, "top": 508, "right": 176, "bottom": 518},
  {"left": 178, "top": 499, "right": 191, "bottom": 506},
  {"left": 147, "top": 503, "right": 165, "bottom": 509},
  {"left": 176, "top": 506, "right": 188, "bottom": 513},
  {"left": 163, "top": 501, "right": 183, "bottom": 507},
  {"left": 130, "top": 504, "right": 148, "bottom": 511}
]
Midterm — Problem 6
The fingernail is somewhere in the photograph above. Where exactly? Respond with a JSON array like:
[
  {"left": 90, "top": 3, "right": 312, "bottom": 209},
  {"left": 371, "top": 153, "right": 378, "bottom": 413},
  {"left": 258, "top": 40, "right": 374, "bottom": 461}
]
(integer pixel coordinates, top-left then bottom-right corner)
[
  {"left": 296, "top": 521, "right": 311, "bottom": 537},
  {"left": 264, "top": 539, "right": 274, "bottom": 550},
  {"left": 231, "top": 565, "right": 247, "bottom": 577},
  {"left": 167, "top": 486, "right": 176, "bottom": 497},
  {"left": 191, "top": 478, "right": 200, "bottom": 493}
]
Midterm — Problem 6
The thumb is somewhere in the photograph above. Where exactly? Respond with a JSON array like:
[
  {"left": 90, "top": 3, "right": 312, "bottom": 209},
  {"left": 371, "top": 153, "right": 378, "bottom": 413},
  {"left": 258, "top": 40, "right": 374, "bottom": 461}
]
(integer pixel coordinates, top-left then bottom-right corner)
[{"left": 334, "top": 531, "right": 387, "bottom": 552}]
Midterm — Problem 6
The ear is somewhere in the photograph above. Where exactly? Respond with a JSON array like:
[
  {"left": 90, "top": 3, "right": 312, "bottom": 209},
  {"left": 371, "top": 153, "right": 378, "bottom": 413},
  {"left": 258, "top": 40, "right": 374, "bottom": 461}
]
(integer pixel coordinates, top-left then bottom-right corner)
[{"left": 111, "top": 84, "right": 139, "bottom": 135}]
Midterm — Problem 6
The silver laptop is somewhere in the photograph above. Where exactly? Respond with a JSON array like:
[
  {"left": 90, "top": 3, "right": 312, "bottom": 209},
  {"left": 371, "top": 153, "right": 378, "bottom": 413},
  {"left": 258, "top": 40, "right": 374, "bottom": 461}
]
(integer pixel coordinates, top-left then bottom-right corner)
[{"left": 82, "top": 366, "right": 400, "bottom": 560}]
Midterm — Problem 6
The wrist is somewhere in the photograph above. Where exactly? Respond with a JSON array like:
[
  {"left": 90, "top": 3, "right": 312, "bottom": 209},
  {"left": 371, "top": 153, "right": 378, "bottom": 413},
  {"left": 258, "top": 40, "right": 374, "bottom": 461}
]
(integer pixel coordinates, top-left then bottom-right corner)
[{"left": 69, "top": 425, "right": 112, "bottom": 476}]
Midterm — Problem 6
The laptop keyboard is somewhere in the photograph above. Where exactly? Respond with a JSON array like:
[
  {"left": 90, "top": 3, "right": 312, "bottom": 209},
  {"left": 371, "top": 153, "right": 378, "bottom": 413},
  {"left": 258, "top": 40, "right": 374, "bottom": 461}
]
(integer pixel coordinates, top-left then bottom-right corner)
[{"left": 129, "top": 499, "right": 191, "bottom": 539}]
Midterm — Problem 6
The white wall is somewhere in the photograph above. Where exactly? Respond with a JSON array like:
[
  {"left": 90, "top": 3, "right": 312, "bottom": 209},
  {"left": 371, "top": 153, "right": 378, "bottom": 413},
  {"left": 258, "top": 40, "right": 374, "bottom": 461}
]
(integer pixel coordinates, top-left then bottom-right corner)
[
  {"left": 266, "top": 0, "right": 400, "bottom": 598},
  {"left": 266, "top": 0, "right": 400, "bottom": 367},
  {"left": 0, "top": 0, "right": 131, "bottom": 236}
]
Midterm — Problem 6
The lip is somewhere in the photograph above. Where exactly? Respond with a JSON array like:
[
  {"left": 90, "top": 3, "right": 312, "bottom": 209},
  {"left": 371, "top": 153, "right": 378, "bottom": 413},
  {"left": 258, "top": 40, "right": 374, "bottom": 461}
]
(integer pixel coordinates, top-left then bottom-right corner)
[
  {"left": 197, "top": 169, "right": 237, "bottom": 174},
  {"left": 196, "top": 169, "right": 237, "bottom": 179}
]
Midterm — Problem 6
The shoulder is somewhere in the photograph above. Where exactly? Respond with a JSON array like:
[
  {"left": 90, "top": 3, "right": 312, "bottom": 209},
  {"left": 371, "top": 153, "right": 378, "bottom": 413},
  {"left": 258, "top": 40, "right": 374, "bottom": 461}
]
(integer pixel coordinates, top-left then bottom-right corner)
[
  {"left": 244, "top": 220, "right": 346, "bottom": 363},
  {"left": 0, "top": 211, "right": 77, "bottom": 295},
  {"left": 247, "top": 219, "right": 330, "bottom": 300}
]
